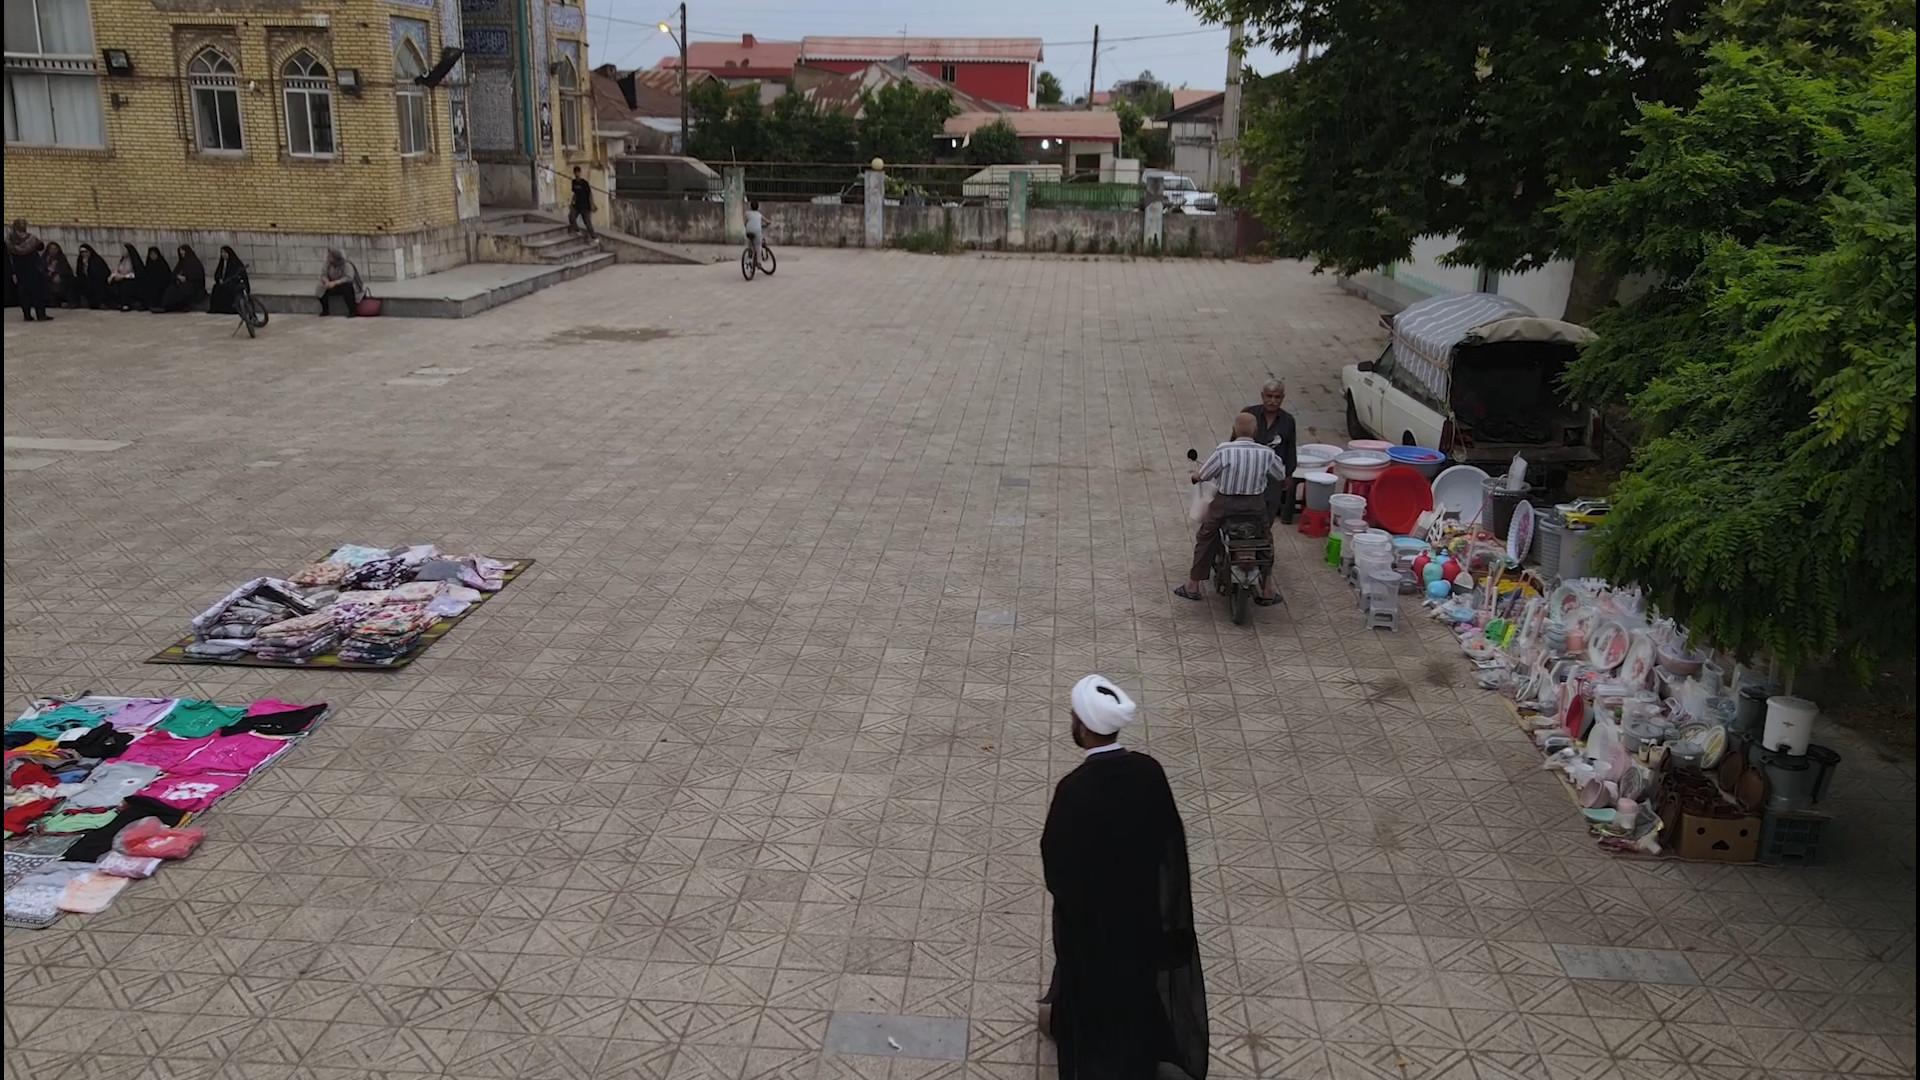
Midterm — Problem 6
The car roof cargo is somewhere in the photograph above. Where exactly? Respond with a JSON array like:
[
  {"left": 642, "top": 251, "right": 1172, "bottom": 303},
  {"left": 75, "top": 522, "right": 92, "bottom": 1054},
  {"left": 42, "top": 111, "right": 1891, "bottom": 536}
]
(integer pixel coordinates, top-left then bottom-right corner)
[{"left": 1385, "top": 292, "right": 1596, "bottom": 403}]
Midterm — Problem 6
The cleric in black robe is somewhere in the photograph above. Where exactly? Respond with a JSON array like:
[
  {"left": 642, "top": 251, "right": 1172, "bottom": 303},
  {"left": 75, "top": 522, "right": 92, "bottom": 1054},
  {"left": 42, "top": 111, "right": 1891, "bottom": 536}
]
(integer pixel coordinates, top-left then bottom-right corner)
[
  {"left": 1040, "top": 674, "right": 1208, "bottom": 1080},
  {"left": 207, "top": 246, "right": 248, "bottom": 314},
  {"left": 154, "top": 243, "right": 206, "bottom": 312}
]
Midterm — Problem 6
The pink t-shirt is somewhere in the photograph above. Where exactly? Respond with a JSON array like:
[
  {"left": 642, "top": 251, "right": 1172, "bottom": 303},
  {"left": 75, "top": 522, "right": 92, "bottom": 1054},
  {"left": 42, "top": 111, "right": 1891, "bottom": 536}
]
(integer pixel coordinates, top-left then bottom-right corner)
[
  {"left": 137, "top": 772, "right": 247, "bottom": 812},
  {"left": 176, "top": 732, "right": 287, "bottom": 775},
  {"left": 116, "top": 732, "right": 218, "bottom": 771}
]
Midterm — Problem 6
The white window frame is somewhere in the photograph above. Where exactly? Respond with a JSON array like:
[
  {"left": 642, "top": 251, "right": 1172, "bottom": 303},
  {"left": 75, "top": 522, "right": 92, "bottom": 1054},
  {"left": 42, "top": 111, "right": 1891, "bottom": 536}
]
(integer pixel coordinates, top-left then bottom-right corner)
[
  {"left": 394, "top": 39, "right": 429, "bottom": 156},
  {"left": 280, "top": 49, "right": 334, "bottom": 157},
  {"left": 554, "top": 53, "right": 580, "bottom": 150},
  {"left": 188, "top": 47, "right": 243, "bottom": 153},
  {"left": 2, "top": 0, "right": 105, "bottom": 148}
]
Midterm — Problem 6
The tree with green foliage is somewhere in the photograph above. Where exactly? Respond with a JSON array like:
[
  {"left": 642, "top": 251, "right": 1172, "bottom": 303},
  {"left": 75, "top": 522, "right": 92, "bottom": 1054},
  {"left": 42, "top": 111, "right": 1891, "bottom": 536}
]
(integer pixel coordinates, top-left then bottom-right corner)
[
  {"left": 965, "top": 118, "right": 1024, "bottom": 164},
  {"left": 858, "top": 83, "right": 960, "bottom": 165},
  {"left": 1557, "top": 6, "right": 1916, "bottom": 679},
  {"left": 685, "top": 80, "right": 767, "bottom": 162},
  {"left": 1186, "top": 0, "right": 1704, "bottom": 318},
  {"left": 1037, "top": 70, "right": 1064, "bottom": 105},
  {"left": 1115, "top": 101, "right": 1145, "bottom": 160},
  {"left": 763, "top": 92, "right": 859, "bottom": 163},
  {"left": 1110, "top": 70, "right": 1173, "bottom": 116}
]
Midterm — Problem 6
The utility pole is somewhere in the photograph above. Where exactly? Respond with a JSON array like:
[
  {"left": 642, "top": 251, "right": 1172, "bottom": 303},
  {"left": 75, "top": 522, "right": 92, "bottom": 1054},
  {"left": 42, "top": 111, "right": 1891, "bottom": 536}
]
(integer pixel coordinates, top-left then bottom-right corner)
[
  {"left": 1216, "top": 19, "right": 1244, "bottom": 188},
  {"left": 678, "top": 3, "right": 689, "bottom": 154},
  {"left": 1087, "top": 25, "right": 1099, "bottom": 108}
]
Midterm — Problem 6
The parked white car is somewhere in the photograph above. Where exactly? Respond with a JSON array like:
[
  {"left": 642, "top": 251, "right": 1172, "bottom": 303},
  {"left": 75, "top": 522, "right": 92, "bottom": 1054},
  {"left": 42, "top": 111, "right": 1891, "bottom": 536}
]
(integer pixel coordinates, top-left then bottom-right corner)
[
  {"left": 1342, "top": 292, "right": 1603, "bottom": 487},
  {"left": 1147, "top": 172, "right": 1218, "bottom": 213}
]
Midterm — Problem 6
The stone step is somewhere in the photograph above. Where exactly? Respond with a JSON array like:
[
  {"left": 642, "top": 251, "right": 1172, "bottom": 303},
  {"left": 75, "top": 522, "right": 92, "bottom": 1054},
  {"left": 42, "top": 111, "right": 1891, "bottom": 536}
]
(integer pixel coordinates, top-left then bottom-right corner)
[{"left": 245, "top": 252, "right": 616, "bottom": 319}]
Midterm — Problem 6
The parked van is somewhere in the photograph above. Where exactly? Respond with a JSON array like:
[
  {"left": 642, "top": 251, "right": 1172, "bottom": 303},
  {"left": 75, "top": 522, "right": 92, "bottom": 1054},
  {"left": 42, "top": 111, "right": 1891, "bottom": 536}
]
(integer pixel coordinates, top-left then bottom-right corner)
[{"left": 1343, "top": 292, "right": 1601, "bottom": 486}]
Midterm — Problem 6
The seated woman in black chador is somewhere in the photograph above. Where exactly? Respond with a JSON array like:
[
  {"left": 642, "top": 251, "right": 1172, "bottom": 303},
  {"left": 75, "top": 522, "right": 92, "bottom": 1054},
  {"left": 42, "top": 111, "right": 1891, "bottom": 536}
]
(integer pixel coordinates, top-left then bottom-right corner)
[
  {"left": 207, "top": 246, "right": 249, "bottom": 314},
  {"left": 73, "top": 244, "right": 111, "bottom": 309},
  {"left": 153, "top": 244, "right": 206, "bottom": 312},
  {"left": 43, "top": 242, "right": 77, "bottom": 308}
]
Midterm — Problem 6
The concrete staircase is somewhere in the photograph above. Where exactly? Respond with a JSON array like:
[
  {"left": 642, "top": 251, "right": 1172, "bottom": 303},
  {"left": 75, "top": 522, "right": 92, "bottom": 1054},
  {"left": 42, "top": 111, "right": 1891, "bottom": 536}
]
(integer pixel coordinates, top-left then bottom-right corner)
[{"left": 476, "top": 211, "right": 610, "bottom": 267}]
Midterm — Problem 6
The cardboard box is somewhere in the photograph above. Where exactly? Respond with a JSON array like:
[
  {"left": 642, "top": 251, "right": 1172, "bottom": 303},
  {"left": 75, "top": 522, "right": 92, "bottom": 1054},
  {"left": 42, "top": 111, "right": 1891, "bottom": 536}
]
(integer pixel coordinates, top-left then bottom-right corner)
[
  {"left": 1662, "top": 758, "right": 1767, "bottom": 863},
  {"left": 1674, "top": 811, "right": 1761, "bottom": 862}
]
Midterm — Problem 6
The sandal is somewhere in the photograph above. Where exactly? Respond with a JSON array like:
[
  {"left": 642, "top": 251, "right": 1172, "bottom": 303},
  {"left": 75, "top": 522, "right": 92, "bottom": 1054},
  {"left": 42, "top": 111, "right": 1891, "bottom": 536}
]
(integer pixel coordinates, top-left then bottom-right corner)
[
  {"left": 1256, "top": 594, "right": 1283, "bottom": 607},
  {"left": 1173, "top": 585, "right": 1205, "bottom": 602}
]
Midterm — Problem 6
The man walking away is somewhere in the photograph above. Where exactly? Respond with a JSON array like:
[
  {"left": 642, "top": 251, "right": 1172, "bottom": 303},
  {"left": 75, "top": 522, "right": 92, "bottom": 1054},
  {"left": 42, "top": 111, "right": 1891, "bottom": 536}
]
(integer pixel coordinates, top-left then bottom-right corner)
[
  {"left": 568, "top": 166, "right": 597, "bottom": 241},
  {"left": 1040, "top": 674, "right": 1208, "bottom": 1080},
  {"left": 1239, "top": 379, "right": 1298, "bottom": 524},
  {"left": 7, "top": 219, "right": 52, "bottom": 322},
  {"left": 1177, "top": 412, "right": 1284, "bottom": 605}
]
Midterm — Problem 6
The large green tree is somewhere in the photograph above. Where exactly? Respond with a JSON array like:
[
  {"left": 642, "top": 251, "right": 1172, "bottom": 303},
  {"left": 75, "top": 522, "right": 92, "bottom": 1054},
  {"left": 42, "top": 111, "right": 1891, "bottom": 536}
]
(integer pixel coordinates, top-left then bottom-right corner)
[
  {"left": 858, "top": 83, "right": 960, "bottom": 165},
  {"left": 965, "top": 118, "right": 1024, "bottom": 164},
  {"left": 685, "top": 81, "right": 766, "bottom": 162},
  {"left": 1557, "top": 8, "right": 1916, "bottom": 678},
  {"left": 1037, "top": 70, "right": 1064, "bottom": 105},
  {"left": 1189, "top": 0, "right": 1704, "bottom": 316}
]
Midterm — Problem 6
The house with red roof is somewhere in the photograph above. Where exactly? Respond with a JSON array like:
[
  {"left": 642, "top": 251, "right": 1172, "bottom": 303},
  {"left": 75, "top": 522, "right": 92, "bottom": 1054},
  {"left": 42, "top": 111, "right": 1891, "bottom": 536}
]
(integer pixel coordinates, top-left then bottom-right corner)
[
  {"left": 797, "top": 36, "right": 1043, "bottom": 110},
  {"left": 658, "top": 33, "right": 802, "bottom": 94}
]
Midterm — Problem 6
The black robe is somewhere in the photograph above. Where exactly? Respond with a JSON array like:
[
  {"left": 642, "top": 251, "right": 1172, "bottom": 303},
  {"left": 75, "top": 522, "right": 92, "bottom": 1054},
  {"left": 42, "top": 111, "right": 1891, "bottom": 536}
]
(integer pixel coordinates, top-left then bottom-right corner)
[
  {"left": 1041, "top": 749, "right": 1208, "bottom": 1080},
  {"left": 45, "top": 248, "right": 76, "bottom": 307},
  {"left": 207, "top": 250, "right": 248, "bottom": 314},
  {"left": 156, "top": 248, "right": 206, "bottom": 312},
  {"left": 135, "top": 249, "right": 170, "bottom": 309},
  {"left": 74, "top": 246, "right": 110, "bottom": 308}
]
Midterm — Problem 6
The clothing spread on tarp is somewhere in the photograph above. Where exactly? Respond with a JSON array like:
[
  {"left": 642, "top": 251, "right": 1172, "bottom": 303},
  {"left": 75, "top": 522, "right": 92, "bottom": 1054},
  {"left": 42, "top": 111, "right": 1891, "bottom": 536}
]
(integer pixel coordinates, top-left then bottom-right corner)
[{"left": 4, "top": 694, "right": 327, "bottom": 928}]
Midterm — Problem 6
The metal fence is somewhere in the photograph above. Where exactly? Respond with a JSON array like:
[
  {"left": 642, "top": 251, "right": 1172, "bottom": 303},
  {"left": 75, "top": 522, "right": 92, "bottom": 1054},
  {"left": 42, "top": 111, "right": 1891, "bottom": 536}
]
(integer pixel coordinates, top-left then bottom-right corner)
[
  {"left": 723, "top": 162, "right": 1000, "bottom": 206},
  {"left": 1030, "top": 182, "right": 1141, "bottom": 212}
]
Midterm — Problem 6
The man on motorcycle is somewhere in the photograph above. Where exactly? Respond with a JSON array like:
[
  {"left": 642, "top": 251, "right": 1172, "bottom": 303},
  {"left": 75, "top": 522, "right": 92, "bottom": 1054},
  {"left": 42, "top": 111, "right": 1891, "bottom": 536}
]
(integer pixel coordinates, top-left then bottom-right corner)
[
  {"left": 1239, "top": 379, "right": 1298, "bottom": 525},
  {"left": 1175, "top": 412, "right": 1285, "bottom": 606}
]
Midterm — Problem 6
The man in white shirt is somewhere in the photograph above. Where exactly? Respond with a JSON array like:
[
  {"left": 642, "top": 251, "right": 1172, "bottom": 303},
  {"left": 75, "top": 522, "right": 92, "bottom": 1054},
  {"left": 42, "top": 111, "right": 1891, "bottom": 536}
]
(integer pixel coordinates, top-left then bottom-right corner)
[{"left": 1176, "top": 412, "right": 1285, "bottom": 604}]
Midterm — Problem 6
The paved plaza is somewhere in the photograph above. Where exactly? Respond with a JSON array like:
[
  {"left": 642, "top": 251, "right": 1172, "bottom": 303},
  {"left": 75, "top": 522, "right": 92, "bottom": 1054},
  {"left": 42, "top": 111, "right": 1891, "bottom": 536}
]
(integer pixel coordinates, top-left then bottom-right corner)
[{"left": 3, "top": 251, "right": 1914, "bottom": 1080}]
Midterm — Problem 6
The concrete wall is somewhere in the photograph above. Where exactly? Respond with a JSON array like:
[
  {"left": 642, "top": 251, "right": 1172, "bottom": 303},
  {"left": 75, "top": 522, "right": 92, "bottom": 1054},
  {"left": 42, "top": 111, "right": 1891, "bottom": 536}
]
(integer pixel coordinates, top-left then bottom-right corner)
[
  {"left": 32, "top": 222, "right": 476, "bottom": 282},
  {"left": 610, "top": 199, "right": 726, "bottom": 244},
  {"left": 612, "top": 196, "right": 1240, "bottom": 255}
]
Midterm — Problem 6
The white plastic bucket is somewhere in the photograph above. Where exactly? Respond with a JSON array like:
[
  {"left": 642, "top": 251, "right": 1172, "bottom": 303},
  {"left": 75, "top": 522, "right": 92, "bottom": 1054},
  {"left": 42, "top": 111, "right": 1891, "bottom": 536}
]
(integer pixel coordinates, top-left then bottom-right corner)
[
  {"left": 1329, "top": 493, "right": 1366, "bottom": 520},
  {"left": 1762, "top": 696, "right": 1817, "bottom": 755}
]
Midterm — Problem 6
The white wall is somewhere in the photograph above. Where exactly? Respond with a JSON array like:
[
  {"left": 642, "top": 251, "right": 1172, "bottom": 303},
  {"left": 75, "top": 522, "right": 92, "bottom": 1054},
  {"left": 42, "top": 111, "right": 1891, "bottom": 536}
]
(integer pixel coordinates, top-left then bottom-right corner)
[{"left": 1385, "top": 235, "right": 1574, "bottom": 320}]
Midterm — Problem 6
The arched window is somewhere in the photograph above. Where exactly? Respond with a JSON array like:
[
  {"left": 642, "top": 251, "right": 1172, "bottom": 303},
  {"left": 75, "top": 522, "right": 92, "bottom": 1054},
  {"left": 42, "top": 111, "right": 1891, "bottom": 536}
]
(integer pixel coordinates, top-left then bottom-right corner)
[
  {"left": 555, "top": 55, "right": 581, "bottom": 150},
  {"left": 394, "top": 40, "right": 429, "bottom": 155},
  {"left": 188, "top": 48, "right": 242, "bottom": 151},
  {"left": 282, "top": 51, "right": 334, "bottom": 156}
]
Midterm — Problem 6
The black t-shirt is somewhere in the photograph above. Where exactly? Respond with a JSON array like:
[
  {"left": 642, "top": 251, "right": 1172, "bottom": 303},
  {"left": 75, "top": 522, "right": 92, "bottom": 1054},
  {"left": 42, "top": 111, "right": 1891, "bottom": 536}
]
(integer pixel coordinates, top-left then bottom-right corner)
[{"left": 571, "top": 176, "right": 592, "bottom": 208}]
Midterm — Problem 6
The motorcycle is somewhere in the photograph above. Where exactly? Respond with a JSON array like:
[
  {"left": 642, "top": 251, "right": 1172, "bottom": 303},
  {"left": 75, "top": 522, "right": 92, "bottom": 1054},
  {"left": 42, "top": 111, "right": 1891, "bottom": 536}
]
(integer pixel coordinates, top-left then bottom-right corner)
[{"left": 1187, "top": 448, "right": 1278, "bottom": 626}]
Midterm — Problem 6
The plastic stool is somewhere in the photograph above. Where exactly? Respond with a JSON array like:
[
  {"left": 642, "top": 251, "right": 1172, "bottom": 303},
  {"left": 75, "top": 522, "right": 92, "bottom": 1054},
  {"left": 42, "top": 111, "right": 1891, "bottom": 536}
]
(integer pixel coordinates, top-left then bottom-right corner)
[
  {"left": 1364, "top": 602, "right": 1400, "bottom": 631},
  {"left": 1298, "top": 508, "right": 1331, "bottom": 538}
]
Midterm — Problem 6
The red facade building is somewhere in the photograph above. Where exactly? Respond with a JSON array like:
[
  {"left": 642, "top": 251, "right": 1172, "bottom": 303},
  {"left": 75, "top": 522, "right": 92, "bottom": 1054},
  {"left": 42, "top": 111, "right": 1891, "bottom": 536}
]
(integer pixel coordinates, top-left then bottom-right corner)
[{"left": 796, "top": 37, "right": 1043, "bottom": 110}]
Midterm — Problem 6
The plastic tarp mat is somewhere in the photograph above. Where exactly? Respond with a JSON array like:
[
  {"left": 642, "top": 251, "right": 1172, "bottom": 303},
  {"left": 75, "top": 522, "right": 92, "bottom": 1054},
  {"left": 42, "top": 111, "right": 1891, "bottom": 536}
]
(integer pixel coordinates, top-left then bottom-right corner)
[{"left": 1389, "top": 292, "right": 1537, "bottom": 402}]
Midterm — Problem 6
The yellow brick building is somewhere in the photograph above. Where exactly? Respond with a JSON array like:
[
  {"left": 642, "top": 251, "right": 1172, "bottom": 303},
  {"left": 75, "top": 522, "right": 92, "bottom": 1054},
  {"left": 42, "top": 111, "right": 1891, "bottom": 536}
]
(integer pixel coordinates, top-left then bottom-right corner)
[{"left": 3, "top": 0, "right": 596, "bottom": 280}]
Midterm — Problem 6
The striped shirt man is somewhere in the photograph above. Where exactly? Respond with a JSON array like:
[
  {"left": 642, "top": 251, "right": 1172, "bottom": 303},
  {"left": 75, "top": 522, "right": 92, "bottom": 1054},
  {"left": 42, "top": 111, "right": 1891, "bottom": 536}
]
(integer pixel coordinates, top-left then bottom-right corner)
[{"left": 1197, "top": 437, "right": 1287, "bottom": 496}]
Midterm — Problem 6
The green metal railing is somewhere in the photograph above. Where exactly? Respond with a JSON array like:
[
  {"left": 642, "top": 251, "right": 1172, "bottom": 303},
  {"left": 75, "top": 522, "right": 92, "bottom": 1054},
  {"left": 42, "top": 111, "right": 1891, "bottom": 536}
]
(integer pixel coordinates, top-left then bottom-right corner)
[{"left": 1030, "top": 182, "right": 1141, "bottom": 212}]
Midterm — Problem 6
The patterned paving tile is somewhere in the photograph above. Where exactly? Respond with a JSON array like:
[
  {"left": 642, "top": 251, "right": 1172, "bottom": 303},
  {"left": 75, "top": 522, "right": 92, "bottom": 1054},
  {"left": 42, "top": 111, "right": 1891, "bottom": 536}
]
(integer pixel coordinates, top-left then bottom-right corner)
[{"left": 3, "top": 252, "right": 1914, "bottom": 1077}]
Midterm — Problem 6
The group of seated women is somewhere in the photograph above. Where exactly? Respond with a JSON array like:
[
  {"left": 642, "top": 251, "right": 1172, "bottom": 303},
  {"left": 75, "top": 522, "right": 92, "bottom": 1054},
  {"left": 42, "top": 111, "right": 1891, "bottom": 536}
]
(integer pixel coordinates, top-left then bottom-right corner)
[{"left": 34, "top": 242, "right": 252, "bottom": 315}]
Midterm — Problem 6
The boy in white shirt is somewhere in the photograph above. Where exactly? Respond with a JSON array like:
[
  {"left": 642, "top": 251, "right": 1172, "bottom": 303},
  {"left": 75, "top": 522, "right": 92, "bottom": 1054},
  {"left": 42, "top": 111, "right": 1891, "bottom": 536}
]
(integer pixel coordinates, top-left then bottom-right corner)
[{"left": 745, "top": 200, "right": 768, "bottom": 259}]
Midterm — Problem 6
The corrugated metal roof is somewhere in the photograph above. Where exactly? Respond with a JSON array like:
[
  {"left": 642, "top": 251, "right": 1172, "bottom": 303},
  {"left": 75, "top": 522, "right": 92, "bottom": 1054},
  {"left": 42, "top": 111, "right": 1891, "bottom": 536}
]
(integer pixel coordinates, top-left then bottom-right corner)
[
  {"left": 945, "top": 110, "right": 1121, "bottom": 141},
  {"left": 798, "top": 62, "right": 1001, "bottom": 118},
  {"left": 800, "top": 36, "right": 1043, "bottom": 63},
  {"left": 660, "top": 36, "right": 801, "bottom": 76}
]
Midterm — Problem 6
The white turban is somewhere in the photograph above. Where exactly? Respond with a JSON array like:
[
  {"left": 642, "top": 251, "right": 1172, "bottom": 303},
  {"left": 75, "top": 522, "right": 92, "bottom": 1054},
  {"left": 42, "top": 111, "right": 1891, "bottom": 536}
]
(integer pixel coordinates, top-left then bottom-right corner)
[{"left": 1071, "top": 674, "right": 1137, "bottom": 735}]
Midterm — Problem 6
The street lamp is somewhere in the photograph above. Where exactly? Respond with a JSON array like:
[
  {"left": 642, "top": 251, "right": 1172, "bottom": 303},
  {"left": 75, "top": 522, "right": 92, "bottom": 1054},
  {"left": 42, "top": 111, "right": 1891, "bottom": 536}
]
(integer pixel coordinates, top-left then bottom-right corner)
[{"left": 659, "top": 5, "right": 687, "bottom": 154}]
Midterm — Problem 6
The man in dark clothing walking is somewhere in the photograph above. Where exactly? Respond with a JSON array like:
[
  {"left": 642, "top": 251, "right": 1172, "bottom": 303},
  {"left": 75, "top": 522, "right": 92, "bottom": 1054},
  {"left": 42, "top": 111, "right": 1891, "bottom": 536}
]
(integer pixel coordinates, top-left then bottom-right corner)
[
  {"left": 567, "top": 166, "right": 597, "bottom": 240},
  {"left": 1239, "top": 379, "right": 1298, "bottom": 524},
  {"left": 1040, "top": 674, "right": 1209, "bottom": 1080},
  {"left": 7, "top": 219, "right": 52, "bottom": 322}
]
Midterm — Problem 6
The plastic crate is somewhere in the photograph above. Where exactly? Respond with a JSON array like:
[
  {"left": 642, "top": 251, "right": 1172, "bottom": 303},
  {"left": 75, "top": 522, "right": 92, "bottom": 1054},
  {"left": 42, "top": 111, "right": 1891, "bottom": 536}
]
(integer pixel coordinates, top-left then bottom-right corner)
[{"left": 1759, "top": 810, "right": 1832, "bottom": 866}]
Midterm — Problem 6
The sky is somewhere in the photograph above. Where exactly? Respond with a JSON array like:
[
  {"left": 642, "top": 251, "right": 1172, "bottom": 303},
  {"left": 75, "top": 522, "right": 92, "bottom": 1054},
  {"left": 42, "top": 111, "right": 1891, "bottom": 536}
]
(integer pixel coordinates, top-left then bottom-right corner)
[{"left": 580, "top": 0, "right": 1289, "bottom": 96}]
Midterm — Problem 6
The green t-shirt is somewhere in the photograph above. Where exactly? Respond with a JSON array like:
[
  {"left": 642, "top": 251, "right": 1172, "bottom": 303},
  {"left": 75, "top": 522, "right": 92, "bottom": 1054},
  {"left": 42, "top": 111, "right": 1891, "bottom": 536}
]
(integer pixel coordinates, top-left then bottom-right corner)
[
  {"left": 5, "top": 703, "right": 109, "bottom": 738},
  {"left": 154, "top": 699, "right": 246, "bottom": 737}
]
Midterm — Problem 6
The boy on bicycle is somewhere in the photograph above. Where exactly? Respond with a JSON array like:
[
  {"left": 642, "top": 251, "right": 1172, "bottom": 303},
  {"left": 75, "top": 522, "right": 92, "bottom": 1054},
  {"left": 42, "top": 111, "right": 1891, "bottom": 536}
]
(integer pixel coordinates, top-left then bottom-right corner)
[{"left": 745, "top": 200, "right": 770, "bottom": 261}]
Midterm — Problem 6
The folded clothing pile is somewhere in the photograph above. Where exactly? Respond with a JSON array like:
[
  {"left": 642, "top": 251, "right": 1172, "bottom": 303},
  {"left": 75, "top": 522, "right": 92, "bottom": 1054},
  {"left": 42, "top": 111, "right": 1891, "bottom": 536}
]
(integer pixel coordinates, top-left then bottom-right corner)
[
  {"left": 335, "top": 602, "right": 439, "bottom": 664},
  {"left": 250, "top": 611, "right": 341, "bottom": 662},
  {"left": 190, "top": 578, "right": 321, "bottom": 649}
]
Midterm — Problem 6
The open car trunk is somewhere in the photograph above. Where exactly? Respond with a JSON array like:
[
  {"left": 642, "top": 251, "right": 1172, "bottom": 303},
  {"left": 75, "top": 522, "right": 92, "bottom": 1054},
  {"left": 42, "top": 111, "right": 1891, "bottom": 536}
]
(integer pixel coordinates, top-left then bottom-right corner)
[{"left": 1447, "top": 340, "right": 1598, "bottom": 466}]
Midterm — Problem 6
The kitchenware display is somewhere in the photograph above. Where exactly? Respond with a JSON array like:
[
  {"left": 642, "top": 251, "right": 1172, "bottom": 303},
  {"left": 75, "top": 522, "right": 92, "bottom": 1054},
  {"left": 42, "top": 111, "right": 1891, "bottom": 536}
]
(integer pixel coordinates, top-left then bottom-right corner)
[
  {"left": 1586, "top": 620, "right": 1631, "bottom": 672},
  {"left": 1431, "top": 465, "right": 1492, "bottom": 521},
  {"left": 1333, "top": 450, "right": 1392, "bottom": 481}
]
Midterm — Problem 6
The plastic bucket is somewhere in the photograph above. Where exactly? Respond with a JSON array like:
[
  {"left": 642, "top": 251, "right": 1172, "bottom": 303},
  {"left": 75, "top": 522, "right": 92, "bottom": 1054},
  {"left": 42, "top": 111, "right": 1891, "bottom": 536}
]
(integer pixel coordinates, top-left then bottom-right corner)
[
  {"left": 1329, "top": 493, "right": 1366, "bottom": 521},
  {"left": 1763, "top": 696, "right": 1817, "bottom": 755},
  {"left": 1480, "top": 478, "right": 1532, "bottom": 537},
  {"left": 1302, "top": 471, "right": 1338, "bottom": 511}
]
